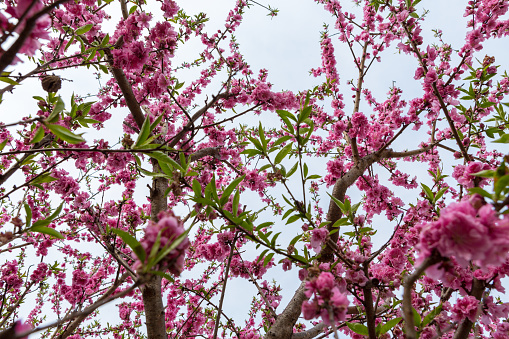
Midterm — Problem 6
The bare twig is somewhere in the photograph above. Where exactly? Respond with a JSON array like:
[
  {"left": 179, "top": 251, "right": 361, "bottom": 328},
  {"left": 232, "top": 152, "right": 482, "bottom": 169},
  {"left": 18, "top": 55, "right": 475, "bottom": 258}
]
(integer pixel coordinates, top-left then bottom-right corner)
[{"left": 213, "top": 233, "right": 238, "bottom": 338}]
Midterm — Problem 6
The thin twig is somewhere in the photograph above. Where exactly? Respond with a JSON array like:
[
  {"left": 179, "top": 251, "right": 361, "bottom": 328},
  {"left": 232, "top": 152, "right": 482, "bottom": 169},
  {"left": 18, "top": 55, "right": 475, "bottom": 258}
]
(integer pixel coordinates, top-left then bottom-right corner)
[{"left": 212, "top": 233, "right": 238, "bottom": 339}]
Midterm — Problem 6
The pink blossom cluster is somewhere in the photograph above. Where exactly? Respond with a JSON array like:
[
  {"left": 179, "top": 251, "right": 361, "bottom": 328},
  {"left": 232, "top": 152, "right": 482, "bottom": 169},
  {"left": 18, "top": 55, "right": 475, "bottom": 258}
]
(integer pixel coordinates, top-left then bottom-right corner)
[
  {"left": 302, "top": 272, "right": 349, "bottom": 325},
  {"left": 136, "top": 211, "right": 190, "bottom": 276},
  {"left": 452, "top": 161, "right": 492, "bottom": 188},
  {"left": 418, "top": 198, "right": 509, "bottom": 268}
]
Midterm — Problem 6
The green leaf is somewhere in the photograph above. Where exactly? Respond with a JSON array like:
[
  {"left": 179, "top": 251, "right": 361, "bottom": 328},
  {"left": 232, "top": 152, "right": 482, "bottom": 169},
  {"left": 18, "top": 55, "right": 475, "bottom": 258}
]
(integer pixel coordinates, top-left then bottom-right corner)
[
  {"left": 286, "top": 214, "right": 301, "bottom": 224},
  {"left": 32, "top": 219, "right": 52, "bottom": 228},
  {"left": 31, "top": 225, "right": 64, "bottom": 239},
  {"left": 232, "top": 189, "right": 240, "bottom": 216},
  {"left": 327, "top": 193, "right": 347, "bottom": 214},
  {"left": 241, "top": 149, "right": 263, "bottom": 157},
  {"left": 75, "top": 24, "right": 93, "bottom": 35},
  {"left": 30, "top": 127, "right": 45, "bottom": 144},
  {"left": 150, "top": 114, "right": 164, "bottom": 132},
  {"left": 24, "top": 203, "right": 32, "bottom": 228},
  {"left": 134, "top": 115, "right": 151, "bottom": 148},
  {"left": 276, "top": 109, "right": 297, "bottom": 122},
  {"left": 149, "top": 269, "right": 174, "bottom": 283},
  {"left": 289, "top": 234, "right": 302, "bottom": 246},
  {"left": 129, "top": 5, "right": 137, "bottom": 14},
  {"left": 257, "top": 249, "right": 269, "bottom": 264},
  {"left": 0, "top": 77, "right": 19, "bottom": 85},
  {"left": 423, "top": 304, "right": 442, "bottom": 326},
  {"left": 493, "top": 134, "right": 509, "bottom": 143},
  {"left": 412, "top": 307, "right": 422, "bottom": 327},
  {"left": 48, "top": 202, "right": 64, "bottom": 221},
  {"left": 258, "top": 122, "right": 267, "bottom": 150},
  {"left": 111, "top": 228, "right": 146, "bottom": 263},
  {"left": 472, "top": 169, "right": 496, "bottom": 178},
  {"left": 64, "top": 35, "right": 75, "bottom": 51},
  {"left": 494, "top": 174, "right": 509, "bottom": 199},
  {"left": 263, "top": 252, "right": 274, "bottom": 266},
  {"left": 100, "top": 34, "right": 109, "bottom": 46},
  {"left": 300, "top": 106, "right": 312, "bottom": 122},
  {"left": 192, "top": 179, "right": 202, "bottom": 197},
  {"left": 306, "top": 174, "right": 321, "bottom": 180},
  {"left": 271, "top": 135, "right": 292, "bottom": 149},
  {"left": 270, "top": 232, "right": 281, "bottom": 247},
  {"left": 377, "top": 317, "right": 402, "bottom": 335},
  {"left": 220, "top": 175, "right": 246, "bottom": 206},
  {"left": 47, "top": 96, "right": 65, "bottom": 123},
  {"left": 434, "top": 187, "right": 448, "bottom": 203},
  {"left": 346, "top": 322, "right": 369, "bottom": 336},
  {"left": 148, "top": 151, "right": 182, "bottom": 172},
  {"left": 286, "top": 162, "right": 299, "bottom": 177},
  {"left": 468, "top": 187, "right": 493, "bottom": 200},
  {"left": 152, "top": 228, "right": 190, "bottom": 267},
  {"left": 275, "top": 144, "right": 292, "bottom": 165},
  {"left": 46, "top": 124, "right": 85, "bottom": 144},
  {"left": 0, "top": 139, "right": 7, "bottom": 151},
  {"left": 31, "top": 173, "right": 57, "bottom": 185},
  {"left": 421, "top": 183, "right": 434, "bottom": 202}
]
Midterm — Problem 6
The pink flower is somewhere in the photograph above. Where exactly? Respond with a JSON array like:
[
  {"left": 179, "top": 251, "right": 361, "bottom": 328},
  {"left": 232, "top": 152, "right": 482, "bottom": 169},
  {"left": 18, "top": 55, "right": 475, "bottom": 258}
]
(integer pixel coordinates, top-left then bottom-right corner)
[
  {"left": 14, "top": 321, "right": 31, "bottom": 339},
  {"left": 136, "top": 211, "right": 189, "bottom": 276},
  {"left": 310, "top": 227, "right": 329, "bottom": 252},
  {"left": 302, "top": 272, "right": 350, "bottom": 325},
  {"left": 72, "top": 269, "right": 90, "bottom": 288},
  {"left": 418, "top": 201, "right": 509, "bottom": 268},
  {"left": 452, "top": 296, "right": 479, "bottom": 322},
  {"left": 349, "top": 112, "right": 369, "bottom": 140},
  {"left": 452, "top": 162, "right": 491, "bottom": 188},
  {"left": 30, "top": 263, "right": 48, "bottom": 283}
]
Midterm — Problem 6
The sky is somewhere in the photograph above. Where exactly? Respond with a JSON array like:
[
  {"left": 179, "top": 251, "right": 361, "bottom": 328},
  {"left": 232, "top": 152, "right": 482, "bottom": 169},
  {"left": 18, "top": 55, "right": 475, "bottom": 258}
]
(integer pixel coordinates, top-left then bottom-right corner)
[{"left": 2, "top": 0, "right": 509, "bottom": 337}]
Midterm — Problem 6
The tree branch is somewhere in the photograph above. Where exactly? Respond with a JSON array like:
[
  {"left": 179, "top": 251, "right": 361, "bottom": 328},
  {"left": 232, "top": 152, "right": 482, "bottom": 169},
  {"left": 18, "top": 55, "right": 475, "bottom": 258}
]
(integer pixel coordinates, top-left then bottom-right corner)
[
  {"left": 0, "top": 0, "right": 70, "bottom": 73},
  {"left": 452, "top": 278, "right": 485, "bottom": 339},
  {"left": 291, "top": 323, "right": 327, "bottom": 339},
  {"left": 402, "top": 251, "right": 442, "bottom": 339},
  {"left": 264, "top": 282, "right": 307, "bottom": 339}
]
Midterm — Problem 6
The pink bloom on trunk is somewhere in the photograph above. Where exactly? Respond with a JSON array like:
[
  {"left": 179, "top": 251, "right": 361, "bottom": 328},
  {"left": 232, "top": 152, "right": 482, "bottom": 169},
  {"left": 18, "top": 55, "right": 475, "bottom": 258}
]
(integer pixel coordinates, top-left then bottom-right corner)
[
  {"left": 136, "top": 211, "right": 190, "bottom": 276},
  {"left": 452, "top": 296, "right": 479, "bottom": 322}
]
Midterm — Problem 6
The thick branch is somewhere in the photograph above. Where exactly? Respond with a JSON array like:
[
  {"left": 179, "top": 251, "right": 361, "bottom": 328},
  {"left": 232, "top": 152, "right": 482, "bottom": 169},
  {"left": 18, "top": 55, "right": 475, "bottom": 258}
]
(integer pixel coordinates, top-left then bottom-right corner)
[
  {"left": 402, "top": 251, "right": 442, "bottom": 339},
  {"left": 108, "top": 48, "right": 168, "bottom": 339},
  {"left": 452, "top": 278, "right": 485, "bottom": 339},
  {"left": 107, "top": 54, "right": 145, "bottom": 129},
  {"left": 291, "top": 323, "right": 327, "bottom": 339},
  {"left": 362, "top": 274, "right": 376, "bottom": 339},
  {"left": 264, "top": 282, "right": 307, "bottom": 339},
  {"left": 320, "top": 150, "right": 388, "bottom": 262}
]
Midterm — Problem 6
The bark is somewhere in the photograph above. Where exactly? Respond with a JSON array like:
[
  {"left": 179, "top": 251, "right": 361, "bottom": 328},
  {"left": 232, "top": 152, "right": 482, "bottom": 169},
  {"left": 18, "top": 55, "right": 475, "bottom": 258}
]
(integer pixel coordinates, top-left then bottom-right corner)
[
  {"left": 141, "top": 162, "right": 169, "bottom": 339},
  {"left": 141, "top": 275, "right": 167, "bottom": 339},
  {"left": 109, "top": 54, "right": 169, "bottom": 339},
  {"left": 452, "top": 278, "right": 485, "bottom": 339},
  {"left": 291, "top": 323, "right": 327, "bottom": 339},
  {"left": 264, "top": 282, "right": 307, "bottom": 339},
  {"left": 265, "top": 144, "right": 445, "bottom": 338}
]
